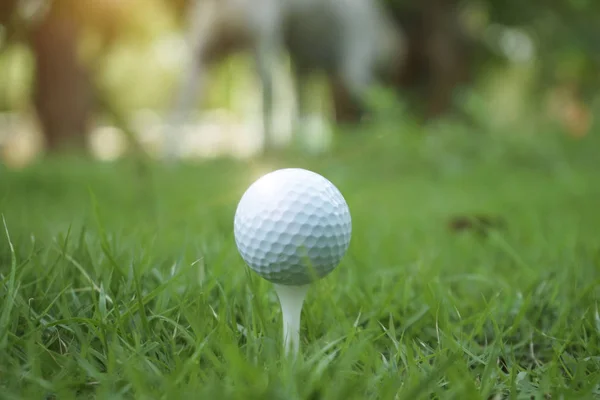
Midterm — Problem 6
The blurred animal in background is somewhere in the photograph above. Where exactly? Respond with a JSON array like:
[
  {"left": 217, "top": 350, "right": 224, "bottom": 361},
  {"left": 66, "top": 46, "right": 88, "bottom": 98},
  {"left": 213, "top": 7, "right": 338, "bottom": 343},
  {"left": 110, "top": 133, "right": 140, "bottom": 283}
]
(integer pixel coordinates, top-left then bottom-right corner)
[{"left": 164, "top": 0, "right": 406, "bottom": 157}]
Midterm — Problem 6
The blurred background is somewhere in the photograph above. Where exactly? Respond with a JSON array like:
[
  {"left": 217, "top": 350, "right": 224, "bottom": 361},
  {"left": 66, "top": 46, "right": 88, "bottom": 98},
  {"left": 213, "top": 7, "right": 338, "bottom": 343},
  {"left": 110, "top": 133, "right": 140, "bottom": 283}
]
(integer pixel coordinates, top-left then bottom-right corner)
[
  {"left": 0, "top": 0, "right": 597, "bottom": 167},
  {"left": 0, "top": 4, "right": 599, "bottom": 397}
]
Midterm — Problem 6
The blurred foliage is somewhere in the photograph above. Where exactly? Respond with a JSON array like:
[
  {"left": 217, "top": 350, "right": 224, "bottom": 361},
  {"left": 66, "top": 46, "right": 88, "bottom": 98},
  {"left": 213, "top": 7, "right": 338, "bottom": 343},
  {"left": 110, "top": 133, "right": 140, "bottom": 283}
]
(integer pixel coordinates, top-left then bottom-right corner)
[
  {"left": 482, "top": 0, "right": 598, "bottom": 99},
  {"left": 0, "top": 0, "right": 598, "bottom": 120},
  {"left": 0, "top": 0, "right": 182, "bottom": 113},
  {"left": 384, "top": 0, "right": 599, "bottom": 96}
]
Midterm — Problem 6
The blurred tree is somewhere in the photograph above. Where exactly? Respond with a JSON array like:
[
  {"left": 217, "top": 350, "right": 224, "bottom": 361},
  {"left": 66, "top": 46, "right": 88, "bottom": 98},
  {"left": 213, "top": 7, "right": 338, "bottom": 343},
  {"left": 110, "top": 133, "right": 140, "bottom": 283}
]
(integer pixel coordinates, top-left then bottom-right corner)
[
  {"left": 389, "top": 0, "right": 472, "bottom": 118},
  {"left": 331, "top": 0, "right": 474, "bottom": 124},
  {"left": 0, "top": 0, "right": 20, "bottom": 49},
  {"left": 333, "top": 0, "right": 599, "bottom": 126},
  {"left": 29, "top": 1, "right": 93, "bottom": 151},
  {"left": 478, "top": 0, "right": 599, "bottom": 94},
  {"left": 477, "top": 0, "right": 598, "bottom": 136},
  {"left": 0, "top": 0, "right": 136, "bottom": 152},
  {"left": 2, "top": 0, "right": 597, "bottom": 153},
  {"left": 0, "top": 0, "right": 17, "bottom": 28}
]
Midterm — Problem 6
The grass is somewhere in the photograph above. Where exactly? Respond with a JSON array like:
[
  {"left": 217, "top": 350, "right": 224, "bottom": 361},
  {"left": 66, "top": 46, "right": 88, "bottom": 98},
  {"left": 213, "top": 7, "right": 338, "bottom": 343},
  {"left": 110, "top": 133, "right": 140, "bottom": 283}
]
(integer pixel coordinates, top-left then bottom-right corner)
[{"left": 0, "top": 121, "right": 599, "bottom": 399}]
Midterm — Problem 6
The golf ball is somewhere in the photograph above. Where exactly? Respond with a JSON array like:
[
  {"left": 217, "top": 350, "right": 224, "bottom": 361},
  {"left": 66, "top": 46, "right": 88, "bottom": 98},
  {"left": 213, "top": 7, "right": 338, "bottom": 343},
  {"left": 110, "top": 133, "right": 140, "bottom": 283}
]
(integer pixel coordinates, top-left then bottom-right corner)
[{"left": 234, "top": 168, "right": 352, "bottom": 286}]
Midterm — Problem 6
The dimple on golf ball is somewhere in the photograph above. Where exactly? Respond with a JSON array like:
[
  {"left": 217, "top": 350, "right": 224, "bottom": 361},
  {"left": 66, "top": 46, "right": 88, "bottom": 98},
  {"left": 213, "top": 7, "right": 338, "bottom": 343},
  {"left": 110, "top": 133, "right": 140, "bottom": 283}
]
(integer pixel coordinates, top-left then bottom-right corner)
[{"left": 234, "top": 168, "right": 352, "bottom": 286}]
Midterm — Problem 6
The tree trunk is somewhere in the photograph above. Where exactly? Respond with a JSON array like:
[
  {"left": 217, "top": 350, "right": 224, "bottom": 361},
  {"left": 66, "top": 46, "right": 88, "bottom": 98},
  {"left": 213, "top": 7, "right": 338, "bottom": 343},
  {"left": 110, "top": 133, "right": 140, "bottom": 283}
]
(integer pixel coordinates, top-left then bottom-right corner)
[
  {"left": 421, "top": 0, "right": 470, "bottom": 118},
  {"left": 330, "top": 0, "right": 471, "bottom": 123},
  {"left": 0, "top": 0, "right": 17, "bottom": 26},
  {"left": 29, "top": 5, "right": 93, "bottom": 152}
]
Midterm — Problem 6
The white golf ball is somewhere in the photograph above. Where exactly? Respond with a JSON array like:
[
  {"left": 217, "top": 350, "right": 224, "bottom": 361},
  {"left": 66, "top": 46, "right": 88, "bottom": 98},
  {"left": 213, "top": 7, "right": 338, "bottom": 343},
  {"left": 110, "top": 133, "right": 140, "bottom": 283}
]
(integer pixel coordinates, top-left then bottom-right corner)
[{"left": 234, "top": 168, "right": 352, "bottom": 286}]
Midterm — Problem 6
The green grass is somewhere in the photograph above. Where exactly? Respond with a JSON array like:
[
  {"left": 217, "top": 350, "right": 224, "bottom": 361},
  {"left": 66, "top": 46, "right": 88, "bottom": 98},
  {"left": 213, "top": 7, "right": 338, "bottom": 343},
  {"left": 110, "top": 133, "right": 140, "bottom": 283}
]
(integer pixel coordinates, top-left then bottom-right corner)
[{"left": 1, "top": 124, "right": 599, "bottom": 399}]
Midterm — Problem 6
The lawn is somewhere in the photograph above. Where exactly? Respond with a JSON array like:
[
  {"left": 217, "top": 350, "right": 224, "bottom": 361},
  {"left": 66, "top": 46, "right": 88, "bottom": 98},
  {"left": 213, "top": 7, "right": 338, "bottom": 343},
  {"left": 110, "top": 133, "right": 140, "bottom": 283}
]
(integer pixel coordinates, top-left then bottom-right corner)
[{"left": 1, "top": 125, "right": 599, "bottom": 399}]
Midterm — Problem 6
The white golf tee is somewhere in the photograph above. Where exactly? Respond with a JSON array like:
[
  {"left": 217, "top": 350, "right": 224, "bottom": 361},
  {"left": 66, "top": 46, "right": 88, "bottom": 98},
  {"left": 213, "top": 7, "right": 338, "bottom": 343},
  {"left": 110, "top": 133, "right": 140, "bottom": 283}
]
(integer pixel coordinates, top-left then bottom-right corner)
[{"left": 273, "top": 283, "right": 310, "bottom": 357}]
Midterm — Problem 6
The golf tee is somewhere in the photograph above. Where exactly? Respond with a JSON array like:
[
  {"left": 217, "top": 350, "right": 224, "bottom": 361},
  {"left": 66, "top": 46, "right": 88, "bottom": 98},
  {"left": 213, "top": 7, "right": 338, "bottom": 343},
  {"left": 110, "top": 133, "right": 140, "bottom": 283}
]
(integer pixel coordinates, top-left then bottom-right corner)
[{"left": 273, "top": 283, "right": 310, "bottom": 358}]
